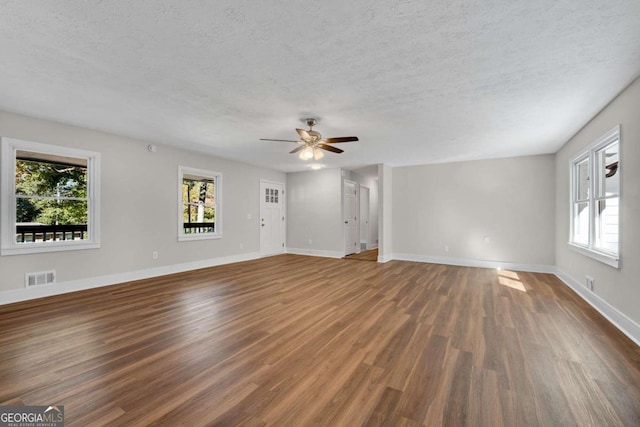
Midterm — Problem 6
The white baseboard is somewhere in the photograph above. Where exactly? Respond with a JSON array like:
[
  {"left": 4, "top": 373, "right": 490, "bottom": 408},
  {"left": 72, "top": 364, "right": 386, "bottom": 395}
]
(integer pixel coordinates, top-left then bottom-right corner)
[
  {"left": 367, "top": 244, "right": 379, "bottom": 250},
  {"left": 286, "top": 248, "right": 344, "bottom": 259},
  {"left": 0, "top": 251, "right": 262, "bottom": 306},
  {"left": 377, "top": 253, "right": 393, "bottom": 263},
  {"left": 390, "top": 253, "right": 555, "bottom": 273},
  {"left": 554, "top": 269, "right": 640, "bottom": 347},
  {"left": 260, "top": 250, "right": 286, "bottom": 258}
]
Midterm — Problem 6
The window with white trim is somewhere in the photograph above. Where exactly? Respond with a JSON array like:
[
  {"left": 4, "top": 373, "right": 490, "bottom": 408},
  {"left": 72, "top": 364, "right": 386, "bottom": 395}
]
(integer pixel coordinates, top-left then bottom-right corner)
[
  {"left": 178, "top": 166, "right": 221, "bottom": 241},
  {"left": 569, "top": 125, "right": 620, "bottom": 267},
  {"left": 1, "top": 138, "right": 101, "bottom": 255}
]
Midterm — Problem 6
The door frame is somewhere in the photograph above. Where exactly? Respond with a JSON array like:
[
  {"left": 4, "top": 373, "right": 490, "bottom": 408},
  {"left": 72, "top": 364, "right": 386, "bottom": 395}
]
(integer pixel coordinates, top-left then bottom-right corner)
[
  {"left": 343, "top": 179, "right": 360, "bottom": 256},
  {"left": 260, "top": 179, "right": 286, "bottom": 257},
  {"left": 359, "top": 185, "right": 370, "bottom": 251}
]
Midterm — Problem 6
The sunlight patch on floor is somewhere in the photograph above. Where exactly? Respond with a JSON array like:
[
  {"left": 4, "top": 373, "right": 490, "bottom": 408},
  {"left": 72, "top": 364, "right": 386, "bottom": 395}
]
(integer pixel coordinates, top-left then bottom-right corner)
[{"left": 497, "top": 269, "right": 526, "bottom": 292}]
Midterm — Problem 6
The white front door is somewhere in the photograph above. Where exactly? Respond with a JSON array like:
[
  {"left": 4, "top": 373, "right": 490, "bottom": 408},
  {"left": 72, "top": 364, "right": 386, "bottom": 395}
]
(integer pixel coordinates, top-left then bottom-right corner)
[
  {"left": 360, "top": 186, "right": 370, "bottom": 250},
  {"left": 344, "top": 180, "right": 358, "bottom": 255},
  {"left": 260, "top": 181, "right": 285, "bottom": 256}
]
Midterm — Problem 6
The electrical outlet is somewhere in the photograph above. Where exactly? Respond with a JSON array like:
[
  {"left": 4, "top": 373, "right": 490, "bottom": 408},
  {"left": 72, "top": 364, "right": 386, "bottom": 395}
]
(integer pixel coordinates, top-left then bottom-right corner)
[
  {"left": 152, "top": 251, "right": 158, "bottom": 260},
  {"left": 484, "top": 236, "right": 491, "bottom": 243},
  {"left": 240, "top": 243, "right": 244, "bottom": 249},
  {"left": 308, "top": 239, "right": 313, "bottom": 245},
  {"left": 247, "top": 213, "right": 252, "bottom": 220},
  {"left": 444, "top": 244, "right": 449, "bottom": 252},
  {"left": 586, "top": 275, "right": 594, "bottom": 291}
]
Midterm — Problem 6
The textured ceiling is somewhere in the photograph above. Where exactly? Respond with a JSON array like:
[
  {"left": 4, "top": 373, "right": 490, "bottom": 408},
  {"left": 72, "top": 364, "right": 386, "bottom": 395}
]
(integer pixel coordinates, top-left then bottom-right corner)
[{"left": 1, "top": 1, "right": 639, "bottom": 172}]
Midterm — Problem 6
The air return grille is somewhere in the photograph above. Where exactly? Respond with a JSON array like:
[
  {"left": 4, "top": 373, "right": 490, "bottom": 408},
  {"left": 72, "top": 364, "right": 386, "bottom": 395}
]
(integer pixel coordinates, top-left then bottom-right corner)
[{"left": 25, "top": 270, "right": 56, "bottom": 287}]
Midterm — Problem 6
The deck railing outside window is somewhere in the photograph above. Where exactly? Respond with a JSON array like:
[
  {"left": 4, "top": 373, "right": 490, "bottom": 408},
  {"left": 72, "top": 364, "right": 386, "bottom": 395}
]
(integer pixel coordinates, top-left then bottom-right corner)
[{"left": 16, "top": 224, "right": 87, "bottom": 243}]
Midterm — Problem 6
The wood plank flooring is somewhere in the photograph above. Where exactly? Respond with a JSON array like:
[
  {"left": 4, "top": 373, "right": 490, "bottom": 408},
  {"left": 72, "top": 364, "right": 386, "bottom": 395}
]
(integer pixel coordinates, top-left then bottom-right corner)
[
  {"left": 344, "top": 249, "right": 378, "bottom": 262},
  {"left": 1, "top": 254, "right": 639, "bottom": 426}
]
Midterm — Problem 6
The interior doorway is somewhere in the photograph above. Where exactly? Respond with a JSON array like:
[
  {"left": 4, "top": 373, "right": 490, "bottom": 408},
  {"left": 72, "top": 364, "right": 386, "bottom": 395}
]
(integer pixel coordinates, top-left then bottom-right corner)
[
  {"left": 359, "top": 186, "right": 370, "bottom": 250},
  {"left": 343, "top": 180, "right": 358, "bottom": 256},
  {"left": 344, "top": 248, "right": 378, "bottom": 261}
]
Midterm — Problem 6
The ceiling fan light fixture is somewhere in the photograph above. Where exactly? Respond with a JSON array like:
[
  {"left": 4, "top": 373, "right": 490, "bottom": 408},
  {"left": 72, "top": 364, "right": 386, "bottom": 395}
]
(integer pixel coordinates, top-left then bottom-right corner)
[
  {"left": 313, "top": 149, "right": 324, "bottom": 160},
  {"left": 299, "top": 147, "right": 314, "bottom": 160}
]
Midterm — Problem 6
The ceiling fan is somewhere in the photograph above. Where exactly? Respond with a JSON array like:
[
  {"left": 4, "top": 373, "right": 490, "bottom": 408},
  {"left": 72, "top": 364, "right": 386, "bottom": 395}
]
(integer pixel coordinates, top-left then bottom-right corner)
[{"left": 261, "top": 118, "right": 358, "bottom": 160}]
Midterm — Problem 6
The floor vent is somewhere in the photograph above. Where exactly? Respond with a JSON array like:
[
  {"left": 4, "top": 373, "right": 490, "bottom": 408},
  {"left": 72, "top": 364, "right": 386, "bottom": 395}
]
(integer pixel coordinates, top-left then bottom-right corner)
[{"left": 25, "top": 270, "right": 56, "bottom": 287}]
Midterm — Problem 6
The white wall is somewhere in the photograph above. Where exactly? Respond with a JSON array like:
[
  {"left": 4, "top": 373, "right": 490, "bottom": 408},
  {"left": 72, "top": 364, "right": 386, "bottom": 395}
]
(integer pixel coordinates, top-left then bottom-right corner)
[
  {"left": 0, "top": 111, "right": 285, "bottom": 297},
  {"left": 369, "top": 182, "right": 379, "bottom": 247},
  {"left": 555, "top": 77, "right": 640, "bottom": 328},
  {"left": 286, "top": 168, "right": 378, "bottom": 257},
  {"left": 286, "top": 168, "right": 343, "bottom": 256},
  {"left": 392, "top": 155, "right": 556, "bottom": 266},
  {"left": 378, "top": 164, "right": 393, "bottom": 262}
]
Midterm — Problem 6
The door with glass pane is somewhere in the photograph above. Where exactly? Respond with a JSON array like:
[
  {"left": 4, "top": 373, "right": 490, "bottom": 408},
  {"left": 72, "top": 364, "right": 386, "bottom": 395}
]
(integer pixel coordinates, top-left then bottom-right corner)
[{"left": 260, "top": 181, "right": 285, "bottom": 256}]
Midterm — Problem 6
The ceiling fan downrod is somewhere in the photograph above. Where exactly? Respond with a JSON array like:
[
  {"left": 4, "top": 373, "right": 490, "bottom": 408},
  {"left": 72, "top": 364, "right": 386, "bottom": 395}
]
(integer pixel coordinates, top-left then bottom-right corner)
[{"left": 305, "top": 118, "right": 317, "bottom": 129}]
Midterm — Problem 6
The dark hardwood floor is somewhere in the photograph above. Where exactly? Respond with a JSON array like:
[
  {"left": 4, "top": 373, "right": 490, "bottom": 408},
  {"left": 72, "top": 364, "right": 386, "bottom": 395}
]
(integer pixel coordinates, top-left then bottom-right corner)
[{"left": 1, "top": 255, "right": 639, "bottom": 426}]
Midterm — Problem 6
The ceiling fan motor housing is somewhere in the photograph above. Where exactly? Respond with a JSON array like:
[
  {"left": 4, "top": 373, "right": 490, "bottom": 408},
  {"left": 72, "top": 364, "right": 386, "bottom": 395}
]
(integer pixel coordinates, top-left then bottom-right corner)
[{"left": 307, "top": 130, "right": 322, "bottom": 141}]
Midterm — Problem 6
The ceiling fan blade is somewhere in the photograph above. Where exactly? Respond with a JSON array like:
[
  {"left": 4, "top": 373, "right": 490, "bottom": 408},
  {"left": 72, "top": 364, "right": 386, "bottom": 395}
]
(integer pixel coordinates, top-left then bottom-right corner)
[
  {"left": 296, "top": 128, "right": 311, "bottom": 141},
  {"left": 318, "top": 143, "right": 344, "bottom": 154},
  {"left": 260, "top": 138, "right": 300, "bottom": 143},
  {"left": 323, "top": 136, "right": 359, "bottom": 143},
  {"left": 289, "top": 145, "right": 305, "bottom": 154}
]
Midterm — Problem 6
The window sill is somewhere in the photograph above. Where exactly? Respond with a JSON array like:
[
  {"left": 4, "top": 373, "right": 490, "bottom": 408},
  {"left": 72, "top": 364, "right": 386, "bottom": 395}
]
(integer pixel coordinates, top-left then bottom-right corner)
[
  {"left": 568, "top": 242, "right": 619, "bottom": 268},
  {"left": 1, "top": 241, "right": 100, "bottom": 256},
  {"left": 178, "top": 233, "right": 222, "bottom": 242}
]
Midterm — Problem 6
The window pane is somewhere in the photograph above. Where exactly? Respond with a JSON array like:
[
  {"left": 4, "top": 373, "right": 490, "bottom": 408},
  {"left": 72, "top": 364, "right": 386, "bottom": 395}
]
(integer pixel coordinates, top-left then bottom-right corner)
[
  {"left": 182, "top": 203, "right": 188, "bottom": 222},
  {"left": 182, "top": 177, "right": 216, "bottom": 235},
  {"left": 596, "top": 141, "right": 619, "bottom": 197},
  {"left": 183, "top": 203, "right": 215, "bottom": 222},
  {"left": 182, "top": 201, "right": 214, "bottom": 230},
  {"left": 178, "top": 167, "right": 220, "bottom": 240},
  {"left": 573, "top": 202, "right": 589, "bottom": 245},
  {"left": 183, "top": 179, "right": 215, "bottom": 203},
  {"left": 202, "top": 206, "right": 215, "bottom": 223},
  {"left": 16, "top": 152, "right": 87, "bottom": 198},
  {"left": 594, "top": 197, "right": 619, "bottom": 253},
  {"left": 15, "top": 198, "right": 88, "bottom": 243},
  {"left": 575, "top": 158, "right": 589, "bottom": 201},
  {"left": 17, "top": 198, "right": 87, "bottom": 224}
]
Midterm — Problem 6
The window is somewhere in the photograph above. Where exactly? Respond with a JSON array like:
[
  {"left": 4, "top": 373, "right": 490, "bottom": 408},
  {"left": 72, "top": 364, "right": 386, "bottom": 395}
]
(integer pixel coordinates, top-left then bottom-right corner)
[
  {"left": 569, "top": 125, "right": 620, "bottom": 267},
  {"left": 1, "top": 138, "right": 101, "bottom": 255},
  {"left": 265, "top": 187, "right": 279, "bottom": 204},
  {"left": 178, "top": 166, "right": 221, "bottom": 241}
]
